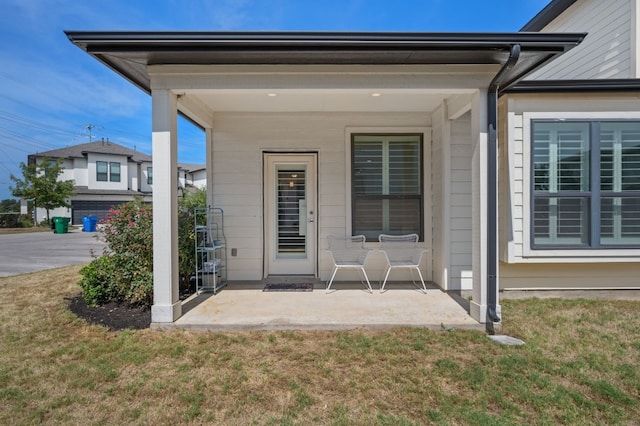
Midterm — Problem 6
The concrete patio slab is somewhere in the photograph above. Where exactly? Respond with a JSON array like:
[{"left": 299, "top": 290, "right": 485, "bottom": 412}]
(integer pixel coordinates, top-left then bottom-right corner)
[{"left": 154, "top": 279, "right": 482, "bottom": 331}]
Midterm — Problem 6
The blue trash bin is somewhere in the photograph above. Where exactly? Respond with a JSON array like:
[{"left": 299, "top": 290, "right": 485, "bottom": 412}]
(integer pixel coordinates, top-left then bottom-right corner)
[
  {"left": 82, "top": 216, "right": 98, "bottom": 232},
  {"left": 89, "top": 216, "right": 98, "bottom": 231}
]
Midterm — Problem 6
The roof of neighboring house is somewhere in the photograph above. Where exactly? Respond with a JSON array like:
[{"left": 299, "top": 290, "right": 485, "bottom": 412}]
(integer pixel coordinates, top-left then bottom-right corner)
[
  {"left": 65, "top": 31, "right": 586, "bottom": 96},
  {"left": 73, "top": 186, "right": 152, "bottom": 196},
  {"left": 521, "top": 0, "right": 580, "bottom": 32},
  {"left": 178, "top": 163, "right": 206, "bottom": 173},
  {"left": 32, "top": 141, "right": 152, "bottom": 163},
  {"left": 507, "top": 78, "right": 640, "bottom": 93}
]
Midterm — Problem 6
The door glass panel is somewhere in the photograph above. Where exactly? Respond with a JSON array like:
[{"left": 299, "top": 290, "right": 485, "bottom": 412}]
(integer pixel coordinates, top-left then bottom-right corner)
[{"left": 276, "top": 167, "right": 306, "bottom": 258}]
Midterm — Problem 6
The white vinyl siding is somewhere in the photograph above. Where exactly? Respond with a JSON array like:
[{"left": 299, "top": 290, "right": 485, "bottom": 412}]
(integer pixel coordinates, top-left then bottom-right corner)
[
  {"left": 449, "top": 113, "right": 473, "bottom": 290},
  {"left": 210, "top": 111, "right": 431, "bottom": 281},
  {"left": 527, "top": 0, "right": 635, "bottom": 80},
  {"left": 431, "top": 105, "right": 473, "bottom": 291}
]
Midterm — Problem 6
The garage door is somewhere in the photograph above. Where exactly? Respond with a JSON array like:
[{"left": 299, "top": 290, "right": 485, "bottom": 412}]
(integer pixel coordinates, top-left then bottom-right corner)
[{"left": 71, "top": 200, "right": 126, "bottom": 225}]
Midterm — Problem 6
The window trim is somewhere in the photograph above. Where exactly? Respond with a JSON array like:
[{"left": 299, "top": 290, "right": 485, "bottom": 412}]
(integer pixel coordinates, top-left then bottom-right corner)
[
  {"left": 96, "top": 161, "right": 108, "bottom": 182},
  {"left": 147, "top": 166, "right": 153, "bottom": 185},
  {"left": 109, "top": 162, "right": 121, "bottom": 182},
  {"left": 351, "top": 133, "right": 425, "bottom": 242},
  {"left": 522, "top": 112, "right": 640, "bottom": 260}
]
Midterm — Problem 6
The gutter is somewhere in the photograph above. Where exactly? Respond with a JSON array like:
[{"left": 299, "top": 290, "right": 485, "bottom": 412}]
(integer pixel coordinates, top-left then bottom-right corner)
[{"left": 486, "top": 44, "right": 521, "bottom": 333}]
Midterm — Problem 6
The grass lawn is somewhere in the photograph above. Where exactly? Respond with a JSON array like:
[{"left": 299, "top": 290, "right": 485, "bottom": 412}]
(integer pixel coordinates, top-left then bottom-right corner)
[{"left": 1, "top": 266, "right": 639, "bottom": 425}]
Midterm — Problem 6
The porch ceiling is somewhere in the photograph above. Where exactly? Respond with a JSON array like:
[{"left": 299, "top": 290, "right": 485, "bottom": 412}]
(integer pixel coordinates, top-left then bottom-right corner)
[{"left": 183, "top": 88, "right": 473, "bottom": 113}]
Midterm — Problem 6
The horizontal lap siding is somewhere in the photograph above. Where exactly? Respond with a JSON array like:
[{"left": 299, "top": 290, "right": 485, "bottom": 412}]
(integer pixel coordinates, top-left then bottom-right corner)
[
  {"left": 211, "top": 111, "right": 429, "bottom": 281},
  {"left": 529, "top": 0, "right": 633, "bottom": 80},
  {"left": 431, "top": 105, "right": 445, "bottom": 287},
  {"left": 449, "top": 112, "right": 472, "bottom": 290},
  {"left": 501, "top": 263, "right": 640, "bottom": 289}
]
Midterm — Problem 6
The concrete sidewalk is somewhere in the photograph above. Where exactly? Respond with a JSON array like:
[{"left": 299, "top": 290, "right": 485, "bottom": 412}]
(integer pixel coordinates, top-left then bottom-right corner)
[{"left": 0, "top": 230, "right": 106, "bottom": 277}]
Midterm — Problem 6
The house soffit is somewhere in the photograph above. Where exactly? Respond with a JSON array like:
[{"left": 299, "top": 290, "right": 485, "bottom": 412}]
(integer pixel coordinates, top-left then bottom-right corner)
[
  {"left": 149, "top": 64, "right": 495, "bottom": 115},
  {"left": 65, "top": 31, "right": 586, "bottom": 122}
]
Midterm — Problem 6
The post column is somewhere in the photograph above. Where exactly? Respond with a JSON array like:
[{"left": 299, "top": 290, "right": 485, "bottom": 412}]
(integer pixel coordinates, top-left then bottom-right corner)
[
  {"left": 205, "top": 127, "right": 214, "bottom": 208},
  {"left": 469, "top": 89, "right": 490, "bottom": 323},
  {"left": 151, "top": 89, "right": 181, "bottom": 323}
]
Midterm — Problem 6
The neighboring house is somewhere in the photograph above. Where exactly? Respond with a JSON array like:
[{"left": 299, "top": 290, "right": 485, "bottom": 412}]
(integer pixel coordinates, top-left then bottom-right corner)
[
  {"left": 27, "top": 141, "right": 205, "bottom": 224},
  {"left": 178, "top": 163, "right": 207, "bottom": 196},
  {"left": 65, "top": 0, "right": 640, "bottom": 326}
]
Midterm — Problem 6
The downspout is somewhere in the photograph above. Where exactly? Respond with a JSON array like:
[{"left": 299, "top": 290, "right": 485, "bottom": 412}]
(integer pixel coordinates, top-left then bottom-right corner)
[{"left": 486, "top": 44, "right": 520, "bottom": 333}]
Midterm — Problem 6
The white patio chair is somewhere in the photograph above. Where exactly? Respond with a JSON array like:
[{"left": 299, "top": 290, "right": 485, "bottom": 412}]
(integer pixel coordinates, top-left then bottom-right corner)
[
  {"left": 378, "top": 233, "right": 428, "bottom": 293},
  {"left": 326, "top": 235, "right": 373, "bottom": 293}
]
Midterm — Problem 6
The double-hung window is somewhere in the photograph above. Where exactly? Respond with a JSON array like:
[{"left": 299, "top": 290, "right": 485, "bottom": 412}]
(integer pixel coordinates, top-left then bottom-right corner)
[
  {"left": 532, "top": 120, "right": 640, "bottom": 248},
  {"left": 96, "top": 161, "right": 108, "bottom": 182},
  {"left": 109, "top": 162, "right": 121, "bottom": 182},
  {"left": 352, "top": 134, "right": 423, "bottom": 241},
  {"left": 147, "top": 167, "right": 153, "bottom": 185}
]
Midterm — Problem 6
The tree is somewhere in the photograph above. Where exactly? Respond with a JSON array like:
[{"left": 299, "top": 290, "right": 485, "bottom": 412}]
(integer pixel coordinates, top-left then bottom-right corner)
[
  {"left": 0, "top": 198, "right": 21, "bottom": 228},
  {"left": 10, "top": 156, "right": 75, "bottom": 226}
]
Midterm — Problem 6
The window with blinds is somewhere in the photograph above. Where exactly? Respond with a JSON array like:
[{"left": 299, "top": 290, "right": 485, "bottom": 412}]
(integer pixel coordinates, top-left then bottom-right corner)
[
  {"left": 96, "top": 161, "right": 108, "bottom": 182},
  {"left": 531, "top": 120, "right": 640, "bottom": 248},
  {"left": 109, "top": 162, "right": 121, "bottom": 182},
  {"left": 352, "top": 134, "right": 423, "bottom": 241}
]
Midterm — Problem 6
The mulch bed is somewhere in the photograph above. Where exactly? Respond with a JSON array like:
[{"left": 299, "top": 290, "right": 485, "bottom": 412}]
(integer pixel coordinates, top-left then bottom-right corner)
[{"left": 67, "top": 294, "right": 151, "bottom": 331}]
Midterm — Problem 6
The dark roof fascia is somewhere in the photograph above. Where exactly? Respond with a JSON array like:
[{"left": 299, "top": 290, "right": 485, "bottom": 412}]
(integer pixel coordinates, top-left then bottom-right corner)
[
  {"left": 66, "top": 30, "right": 584, "bottom": 46},
  {"left": 506, "top": 79, "right": 640, "bottom": 93},
  {"left": 521, "top": 0, "right": 579, "bottom": 31},
  {"left": 65, "top": 30, "right": 585, "bottom": 120}
]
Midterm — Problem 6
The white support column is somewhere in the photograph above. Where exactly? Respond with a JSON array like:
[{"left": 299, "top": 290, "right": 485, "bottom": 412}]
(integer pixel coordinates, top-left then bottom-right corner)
[
  {"left": 205, "top": 127, "right": 214, "bottom": 208},
  {"left": 151, "top": 89, "right": 181, "bottom": 323},
  {"left": 469, "top": 89, "right": 490, "bottom": 323}
]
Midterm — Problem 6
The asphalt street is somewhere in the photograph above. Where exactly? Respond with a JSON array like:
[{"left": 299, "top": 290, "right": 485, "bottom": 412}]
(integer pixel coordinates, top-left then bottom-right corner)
[{"left": 0, "top": 230, "right": 106, "bottom": 277}]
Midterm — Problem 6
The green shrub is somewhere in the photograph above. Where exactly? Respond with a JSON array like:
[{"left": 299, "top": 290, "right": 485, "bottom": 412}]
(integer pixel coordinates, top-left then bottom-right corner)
[
  {"left": 18, "top": 214, "right": 33, "bottom": 228},
  {"left": 78, "top": 255, "right": 120, "bottom": 306},
  {"left": 78, "top": 198, "right": 153, "bottom": 307},
  {"left": 78, "top": 192, "right": 203, "bottom": 308},
  {"left": 177, "top": 188, "right": 207, "bottom": 292}
]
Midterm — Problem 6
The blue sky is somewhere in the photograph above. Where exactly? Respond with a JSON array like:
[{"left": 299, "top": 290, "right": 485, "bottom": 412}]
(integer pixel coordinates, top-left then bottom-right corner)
[{"left": 0, "top": 0, "right": 551, "bottom": 200}]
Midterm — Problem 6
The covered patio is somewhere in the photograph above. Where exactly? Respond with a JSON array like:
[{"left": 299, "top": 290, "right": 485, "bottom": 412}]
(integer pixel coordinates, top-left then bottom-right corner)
[
  {"left": 156, "top": 278, "right": 480, "bottom": 331},
  {"left": 66, "top": 31, "right": 585, "bottom": 329}
]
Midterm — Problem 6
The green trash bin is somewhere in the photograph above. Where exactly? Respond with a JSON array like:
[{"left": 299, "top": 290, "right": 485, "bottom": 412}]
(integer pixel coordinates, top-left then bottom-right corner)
[{"left": 53, "top": 217, "right": 70, "bottom": 234}]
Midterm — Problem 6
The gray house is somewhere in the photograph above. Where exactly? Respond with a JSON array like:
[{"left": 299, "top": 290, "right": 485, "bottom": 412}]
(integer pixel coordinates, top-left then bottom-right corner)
[{"left": 28, "top": 141, "right": 205, "bottom": 223}]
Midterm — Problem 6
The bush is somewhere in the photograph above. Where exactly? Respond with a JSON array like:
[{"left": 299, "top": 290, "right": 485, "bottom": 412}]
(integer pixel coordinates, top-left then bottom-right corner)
[
  {"left": 78, "top": 255, "right": 120, "bottom": 306},
  {"left": 18, "top": 214, "right": 33, "bottom": 228},
  {"left": 78, "top": 192, "right": 205, "bottom": 308},
  {"left": 177, "top": 188, "right": 207, "bottom": 292},
  {"left": 78, "top": 198, "right": 153, "bottom": 307}
]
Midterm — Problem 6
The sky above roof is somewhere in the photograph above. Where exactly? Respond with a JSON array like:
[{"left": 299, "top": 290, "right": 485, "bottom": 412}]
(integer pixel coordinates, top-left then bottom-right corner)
[{"left": 0, "top": 0, "right": 551, "bottom": 200}]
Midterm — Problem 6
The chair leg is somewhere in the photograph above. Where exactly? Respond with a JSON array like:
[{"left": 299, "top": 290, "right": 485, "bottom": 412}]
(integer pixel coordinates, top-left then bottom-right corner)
[
  {"left": 326, "top": 267, "right": 338, "bottom": 293},
  {"left": 380, "top": 267, "right": 391, "bottom": 293},
  {"left": 359, "top": 268, "right": 373, "bottom": 293},
  {"left": 414, "top": 267, "right": 427, "bottom": 293}
]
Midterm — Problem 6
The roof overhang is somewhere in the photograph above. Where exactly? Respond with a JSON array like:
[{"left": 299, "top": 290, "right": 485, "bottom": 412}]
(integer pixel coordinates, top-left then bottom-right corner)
[
  {"left": 66, "top": 31, "right": 586, "bottom": 96},
  {"left": 521, "top": 0, "right": 579, "bottom": 32},
  {"left": 507, "top": 78, "right": 640, "bottom": 93}
]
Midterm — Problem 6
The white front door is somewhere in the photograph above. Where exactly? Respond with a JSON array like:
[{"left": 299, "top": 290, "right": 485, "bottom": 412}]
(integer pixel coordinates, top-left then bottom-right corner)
[{"left": 264, "top": 153, "right": 317, "bottom": 276}]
